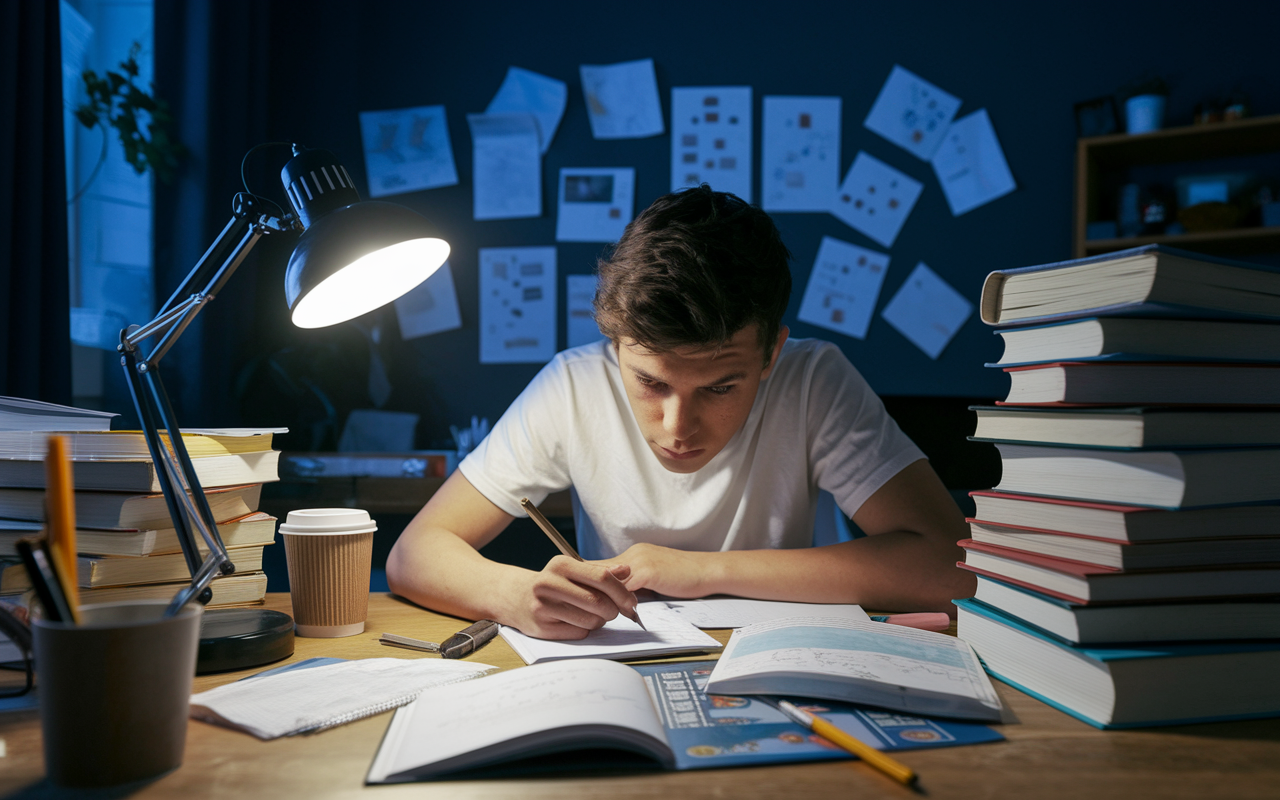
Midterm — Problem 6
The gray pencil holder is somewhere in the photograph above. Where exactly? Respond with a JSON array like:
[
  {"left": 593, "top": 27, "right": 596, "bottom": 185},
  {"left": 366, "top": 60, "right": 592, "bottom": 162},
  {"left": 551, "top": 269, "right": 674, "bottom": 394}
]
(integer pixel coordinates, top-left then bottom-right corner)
[{"left": 34, "top": 600, "right": 202, "bottom": 787}]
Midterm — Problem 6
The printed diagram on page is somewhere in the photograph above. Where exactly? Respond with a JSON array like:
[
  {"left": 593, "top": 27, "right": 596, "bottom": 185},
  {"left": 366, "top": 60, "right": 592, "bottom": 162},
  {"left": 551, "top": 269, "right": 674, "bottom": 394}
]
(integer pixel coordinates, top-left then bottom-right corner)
[
  {"left": 556, "top": 168, "right": 635, "bottom": 243},
  {"left": 797, "top": 236, "right": 890, "bottom": 341},
  {"left": 670, "top": 87, "right": 752, "bottom": 201},
  {"left": 479, "top": 247, "right": 557, "bottom": 364},
  {"left": 358, "top": 104, "right": 458, "bottom": 198},
  {"left": 761, "top": 96, "right": 841, "bottom": 212},
  {"left": 863, "top": 65, "right": 962, "bottom": 161},
  {"left": 565, "top": 274, "right": 603, "bottom": 350},
  {"left": 831, "top": 152, "right": 923, "bottom": 248},
  {"left": 880, "top": 263, "right": 973, "bottom": 360}
]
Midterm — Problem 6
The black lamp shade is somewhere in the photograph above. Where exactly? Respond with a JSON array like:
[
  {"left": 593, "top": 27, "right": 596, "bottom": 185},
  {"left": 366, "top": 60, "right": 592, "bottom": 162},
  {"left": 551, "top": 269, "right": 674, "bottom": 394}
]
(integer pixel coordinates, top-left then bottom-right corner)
[{"left": 284, "top": 200, "right": 449, "bottom": 328}]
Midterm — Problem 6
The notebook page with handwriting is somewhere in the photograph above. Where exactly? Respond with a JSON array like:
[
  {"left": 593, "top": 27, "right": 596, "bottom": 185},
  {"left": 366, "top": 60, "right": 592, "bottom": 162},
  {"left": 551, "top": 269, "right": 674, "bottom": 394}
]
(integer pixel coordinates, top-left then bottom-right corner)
[{"left": 498, "top": 602, "right": 721, "bottom": 664}]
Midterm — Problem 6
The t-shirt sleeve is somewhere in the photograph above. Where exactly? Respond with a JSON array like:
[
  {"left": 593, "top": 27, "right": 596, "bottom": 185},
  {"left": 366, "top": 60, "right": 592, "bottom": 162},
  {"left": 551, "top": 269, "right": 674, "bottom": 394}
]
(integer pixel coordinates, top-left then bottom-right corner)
[
  {"left": 457, "top": 357, "right": 574, "bottom": 518},
  {"left": 804, "top": 343, "right": 926, "bottom": 517}
]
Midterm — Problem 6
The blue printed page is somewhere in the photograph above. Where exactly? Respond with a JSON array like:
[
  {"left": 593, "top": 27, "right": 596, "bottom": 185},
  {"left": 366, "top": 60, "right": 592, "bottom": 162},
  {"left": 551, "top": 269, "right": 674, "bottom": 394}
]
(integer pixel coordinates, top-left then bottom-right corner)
[
  {"left": 634, "top": 661, "right": 1003, "bottom": 771},
  {"left": 705, "top": 616, "right": 1003, "bottom": 720}
]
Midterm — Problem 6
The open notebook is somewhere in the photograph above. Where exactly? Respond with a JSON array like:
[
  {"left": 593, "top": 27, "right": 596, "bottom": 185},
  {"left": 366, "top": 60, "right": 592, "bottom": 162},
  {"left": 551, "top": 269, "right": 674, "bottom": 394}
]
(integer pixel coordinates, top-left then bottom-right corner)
[{"left": 498, "top": 602, "right": 721, "bottom": 664}]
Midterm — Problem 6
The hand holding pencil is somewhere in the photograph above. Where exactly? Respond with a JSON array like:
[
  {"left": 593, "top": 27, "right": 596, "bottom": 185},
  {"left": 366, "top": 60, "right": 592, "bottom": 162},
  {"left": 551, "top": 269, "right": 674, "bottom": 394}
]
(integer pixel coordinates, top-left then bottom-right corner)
[{"left": 520, "top": 497, "right": 647, "bottom": 630}]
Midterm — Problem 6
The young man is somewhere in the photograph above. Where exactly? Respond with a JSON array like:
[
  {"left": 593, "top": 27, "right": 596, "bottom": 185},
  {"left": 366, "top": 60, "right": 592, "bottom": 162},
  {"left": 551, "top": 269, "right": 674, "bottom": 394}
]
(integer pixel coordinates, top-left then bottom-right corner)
[{"left": 387, "top": 186, "right": 973, "bottom": 639}]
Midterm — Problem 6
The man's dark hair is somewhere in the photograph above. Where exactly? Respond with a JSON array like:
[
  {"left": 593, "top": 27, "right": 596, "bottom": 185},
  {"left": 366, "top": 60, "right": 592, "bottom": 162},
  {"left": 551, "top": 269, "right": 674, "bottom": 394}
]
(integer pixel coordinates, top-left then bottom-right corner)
[{"left": 594, "top": 185, "right": 792, "bottom": 365}]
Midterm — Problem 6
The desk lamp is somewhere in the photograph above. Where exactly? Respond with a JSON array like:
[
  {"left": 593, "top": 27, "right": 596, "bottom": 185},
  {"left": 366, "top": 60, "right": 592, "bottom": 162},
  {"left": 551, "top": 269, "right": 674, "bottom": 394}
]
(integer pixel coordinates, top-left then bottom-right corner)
[{"left": 118, "top": 144, "right": 449, "bottom": 672}]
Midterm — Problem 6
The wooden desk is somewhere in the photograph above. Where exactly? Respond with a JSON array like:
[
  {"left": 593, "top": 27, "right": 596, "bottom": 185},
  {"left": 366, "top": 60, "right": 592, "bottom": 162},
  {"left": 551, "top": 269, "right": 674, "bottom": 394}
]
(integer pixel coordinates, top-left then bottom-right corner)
[{"left": 3, "top": 594, "right": 1279, "bottom": 799}]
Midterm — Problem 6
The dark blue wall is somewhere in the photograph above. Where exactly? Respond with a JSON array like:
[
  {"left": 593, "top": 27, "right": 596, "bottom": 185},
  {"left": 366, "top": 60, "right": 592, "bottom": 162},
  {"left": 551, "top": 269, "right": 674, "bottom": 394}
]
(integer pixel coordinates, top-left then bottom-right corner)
[{"left": 235, "top": 1, "right": 1280, "bottom": 449}]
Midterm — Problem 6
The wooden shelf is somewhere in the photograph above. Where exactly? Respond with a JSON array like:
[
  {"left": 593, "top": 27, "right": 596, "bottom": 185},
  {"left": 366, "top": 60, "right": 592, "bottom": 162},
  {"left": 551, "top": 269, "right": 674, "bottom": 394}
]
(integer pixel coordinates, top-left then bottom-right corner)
[
  {"left": 1074, "top": 114, "right": 1280, "bottom": 258},
  {"left": 1083, "top": 225, "right": 1280, "bottom": 256}
]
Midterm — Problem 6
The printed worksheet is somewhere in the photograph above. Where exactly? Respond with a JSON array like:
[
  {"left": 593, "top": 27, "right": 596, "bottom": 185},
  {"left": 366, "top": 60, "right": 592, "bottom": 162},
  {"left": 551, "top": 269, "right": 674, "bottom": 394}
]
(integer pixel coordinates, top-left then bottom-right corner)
[
  {"left": 761, "top": 96, "right": 841, "bottom": 212},
  {"left": 880, "top": 262, "right": 973, "bottom": 360},
  {"left": 931, "top": 109, "right": 1016, "bottom": 215},
  {"left": 580, "top": 58, "right": 665, "bottom": 139},
  {"left": 670, "top": 86, "right": 752, "bottom": 200},
  {"left": 478, "top": 246, "right": 557, "bottom": 364},
  {"left": 830, "top": 152, "right": 924, "bottom": 248},
  {"left": 393, "top": 261, "right": 462, "bottom": 340},
  {"left": 358, "top": 105, "right": 458, "bottom": 198},
  {"left": 565, "top": 274, "right": 604, "bottom": 349},
  {"left": 485, "top": 66, "right": 568, "bottom": 154},
  {"left": 467, "top": 113, "right": 541, "bottom": 220},
  {"left": 796, "top": 236, "right": 890, "bottom": 340},
  {"left": 863, "top": 65, "right": 962, "bottom": 161},
  {"left": 659, "top": 597, "right": 870, "bottom": 629},
  {"left": 556, "top": 167, "right": 635, "bottom": 242}
]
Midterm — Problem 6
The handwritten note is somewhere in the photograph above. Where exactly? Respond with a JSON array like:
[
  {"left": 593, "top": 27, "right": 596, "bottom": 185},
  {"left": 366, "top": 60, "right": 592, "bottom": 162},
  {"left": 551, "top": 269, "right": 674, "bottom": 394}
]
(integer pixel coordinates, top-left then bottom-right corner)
[
  {"left": 931, "top": 109, "right": 1016, "bottom": 215},
  {"left": 467, "top": 113, "right": 541, "bottom": 220},
  {"left": 880, "top": 262, "right": 973, "bottom": 359},
  {"left": 485, "top": 66, "right": 568, "bottom": 154},
  {"left": 580, "top": 58, "right": 665, "bottom": 139}
]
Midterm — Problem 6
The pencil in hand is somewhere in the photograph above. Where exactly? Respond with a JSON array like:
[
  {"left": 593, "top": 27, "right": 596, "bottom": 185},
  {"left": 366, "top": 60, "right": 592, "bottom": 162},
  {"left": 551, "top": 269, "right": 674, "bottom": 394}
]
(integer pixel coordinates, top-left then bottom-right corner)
[{"left": 519, "top": 497, "right": 647, "bottom": 630}]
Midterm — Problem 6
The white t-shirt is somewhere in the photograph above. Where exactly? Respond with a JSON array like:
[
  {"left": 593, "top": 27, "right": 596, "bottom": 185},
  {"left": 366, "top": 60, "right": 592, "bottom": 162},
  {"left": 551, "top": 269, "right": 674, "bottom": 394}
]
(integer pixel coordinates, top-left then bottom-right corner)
[{"left": 459, "top": 338, "right": 924, "bottom": 559}]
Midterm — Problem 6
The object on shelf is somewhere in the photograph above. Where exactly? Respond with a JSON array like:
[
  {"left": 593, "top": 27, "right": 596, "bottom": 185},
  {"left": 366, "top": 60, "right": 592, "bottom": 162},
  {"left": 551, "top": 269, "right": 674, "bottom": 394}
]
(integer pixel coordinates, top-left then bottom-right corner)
[
  {"left": 1179, "top": 202, "right": 1243, "bottom": 232},
  {"left": 1074, "top": 96, "right": 1119, "bottom": 138},
  {"left": 1224, "top": 88, "right": 1251, "bottom": 121},
  {"left": 1193, "top": 101, "right": 1224, "bottom": 126},
  {"left": 1140, "top": 186, "right": 1174, "bottom": 235},
  {"left": 1119, "top": 75, "right": 1169, "bottom": 135},
  {"left": 1117, "top": 184, "right": 1143, "bottom": 238}
]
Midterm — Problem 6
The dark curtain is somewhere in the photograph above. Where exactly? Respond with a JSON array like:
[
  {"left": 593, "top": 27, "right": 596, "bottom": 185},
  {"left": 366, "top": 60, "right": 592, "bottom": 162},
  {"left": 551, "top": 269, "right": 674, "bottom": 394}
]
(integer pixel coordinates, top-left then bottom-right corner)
[
  {"left": 153, "top": 0, "right": 274, "bottom": 426},
  {"left": 0, "top": 0, "right": 72, "bottom": 404}
]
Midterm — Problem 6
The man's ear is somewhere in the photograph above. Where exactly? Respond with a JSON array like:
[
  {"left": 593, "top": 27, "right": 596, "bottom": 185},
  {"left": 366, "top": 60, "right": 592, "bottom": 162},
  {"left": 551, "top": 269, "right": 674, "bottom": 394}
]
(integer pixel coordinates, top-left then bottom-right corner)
[{"left": 761, "top": 326, "right": 789, "bottom": 379}]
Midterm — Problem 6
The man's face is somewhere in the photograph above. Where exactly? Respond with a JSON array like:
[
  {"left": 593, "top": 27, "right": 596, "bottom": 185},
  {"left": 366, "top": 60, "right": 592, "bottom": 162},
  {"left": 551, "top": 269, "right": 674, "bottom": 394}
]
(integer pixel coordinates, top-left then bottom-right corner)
[{"left": 616, "top": 325, "right": 788, "bottom": 474}]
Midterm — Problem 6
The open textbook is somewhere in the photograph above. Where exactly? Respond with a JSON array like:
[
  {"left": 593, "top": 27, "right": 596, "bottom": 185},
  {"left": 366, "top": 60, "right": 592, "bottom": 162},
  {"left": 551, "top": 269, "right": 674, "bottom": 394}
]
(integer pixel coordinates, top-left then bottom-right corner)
[
  {"left": 706, "top": 617, "right": 1003, "bottom": 721},
  {"left": 366, "top": 658, "right": 1003, "bottom": 783}
]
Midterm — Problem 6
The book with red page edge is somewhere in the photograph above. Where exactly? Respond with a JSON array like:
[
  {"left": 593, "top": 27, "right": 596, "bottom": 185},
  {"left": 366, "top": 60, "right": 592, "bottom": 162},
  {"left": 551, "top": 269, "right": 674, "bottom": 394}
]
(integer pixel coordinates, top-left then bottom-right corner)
[
  {"left": 994, "top": 361, "right": 1280, "bottom": 407},
  {"left": 967, "top": 490, "right": 1280, "bottom": 542},
  {"left": 965, "top": 517, "right": 1280, "bottom": 546},
  {"left": 957, "top": 538, "right": 1280, "bottom": 605}
]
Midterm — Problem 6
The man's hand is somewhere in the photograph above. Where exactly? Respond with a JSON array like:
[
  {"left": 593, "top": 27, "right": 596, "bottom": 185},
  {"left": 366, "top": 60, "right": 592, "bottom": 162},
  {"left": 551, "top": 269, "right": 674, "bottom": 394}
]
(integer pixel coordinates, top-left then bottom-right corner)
[
  {"left": 599, "top": 543, "right": 713, "bottom": 599},
  {"left": 501, "top": 556, "right": 642, "bottom": 640}
]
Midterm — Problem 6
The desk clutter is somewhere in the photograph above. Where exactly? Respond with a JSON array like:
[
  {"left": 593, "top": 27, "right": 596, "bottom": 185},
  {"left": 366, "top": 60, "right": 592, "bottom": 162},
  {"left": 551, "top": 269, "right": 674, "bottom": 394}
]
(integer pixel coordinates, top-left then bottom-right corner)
[{"left": 957, "top": 245, "right": 1280, "bottom": 729}]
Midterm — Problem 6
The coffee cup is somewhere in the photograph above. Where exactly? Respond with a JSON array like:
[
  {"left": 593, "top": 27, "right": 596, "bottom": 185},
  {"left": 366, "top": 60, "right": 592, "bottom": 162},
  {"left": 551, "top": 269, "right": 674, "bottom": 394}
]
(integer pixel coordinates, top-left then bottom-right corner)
[{"left": 279, "top": 508, "right": 376, "bottom": 637}]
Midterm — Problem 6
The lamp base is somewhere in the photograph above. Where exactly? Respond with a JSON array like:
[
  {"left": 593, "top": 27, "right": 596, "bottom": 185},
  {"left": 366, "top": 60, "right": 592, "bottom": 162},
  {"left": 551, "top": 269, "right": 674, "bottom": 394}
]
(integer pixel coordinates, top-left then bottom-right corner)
[{"left": 196, "top": 608, "right": 295, "bottom": 674}]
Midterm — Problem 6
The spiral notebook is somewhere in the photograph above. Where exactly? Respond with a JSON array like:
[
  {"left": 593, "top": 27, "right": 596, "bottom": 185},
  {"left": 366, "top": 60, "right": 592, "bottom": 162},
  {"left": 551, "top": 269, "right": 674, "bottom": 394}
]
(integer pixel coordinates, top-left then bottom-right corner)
[{"left": 189, "top": 657, "right": 497, "bottom": 739}]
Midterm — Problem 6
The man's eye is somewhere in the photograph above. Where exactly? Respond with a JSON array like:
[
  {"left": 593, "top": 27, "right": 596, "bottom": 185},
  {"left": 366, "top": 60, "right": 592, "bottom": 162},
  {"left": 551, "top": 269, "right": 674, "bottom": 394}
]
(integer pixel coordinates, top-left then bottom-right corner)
[{"left": 705, "top": 385, "right": 734, "bottom": 396}]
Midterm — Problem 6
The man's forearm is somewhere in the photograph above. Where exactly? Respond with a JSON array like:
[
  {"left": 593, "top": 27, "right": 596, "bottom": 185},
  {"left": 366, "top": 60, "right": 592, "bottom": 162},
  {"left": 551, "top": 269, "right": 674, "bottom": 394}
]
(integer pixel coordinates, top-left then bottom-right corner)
[
  {"left": 698, "top": 531, "right": 973, "bottom": 612},
  {"left": 386, "top": 524, "right": 526, "bottom": 622}
]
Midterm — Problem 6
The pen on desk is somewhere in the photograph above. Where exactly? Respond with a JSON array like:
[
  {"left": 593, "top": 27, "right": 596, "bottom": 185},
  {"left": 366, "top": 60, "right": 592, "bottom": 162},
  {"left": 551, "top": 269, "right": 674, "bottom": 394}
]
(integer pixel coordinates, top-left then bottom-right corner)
[
  {"left": 768, "top": 697, "right": 918, "bottom": 788},
  {"left": 439, "top": 619, "right": 500, "bottom": 659},
  {"left": 44, "top": 436, "right": 82, "bottom": 624},
  {"left": 378, "top": 633, "right": 441, "bottom": 653},
  {"left": 519, "top": 497, "right": 647, "bottom": 631},
  {"left": 870, "top": 613, "right": 951, "bottom": 633}
]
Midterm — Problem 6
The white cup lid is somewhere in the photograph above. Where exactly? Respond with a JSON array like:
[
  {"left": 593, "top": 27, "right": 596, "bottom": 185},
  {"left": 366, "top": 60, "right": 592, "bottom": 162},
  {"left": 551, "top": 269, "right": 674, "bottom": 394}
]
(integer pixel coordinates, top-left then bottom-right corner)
[{"left": 278, "top": 508, "right": 377, "bottom": 535}]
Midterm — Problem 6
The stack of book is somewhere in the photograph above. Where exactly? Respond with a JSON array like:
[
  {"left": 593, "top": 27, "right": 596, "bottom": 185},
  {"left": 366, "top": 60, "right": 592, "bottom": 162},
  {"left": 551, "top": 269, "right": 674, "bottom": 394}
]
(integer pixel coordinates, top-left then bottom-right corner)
[
  {"left": 954, "top": 245, "right": 1280, "bottom": 729},
  {"left": 0, "top": 397, "right": 281, "bottom": 609}
]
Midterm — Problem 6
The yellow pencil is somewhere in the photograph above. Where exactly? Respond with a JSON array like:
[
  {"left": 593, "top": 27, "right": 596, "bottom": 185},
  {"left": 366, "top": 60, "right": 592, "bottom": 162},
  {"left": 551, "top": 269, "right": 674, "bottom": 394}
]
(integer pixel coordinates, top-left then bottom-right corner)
[
  {"left": 44, "top": 436, "right": 82, "bottom": 623},
  {"left": 519, "top": 497, "right": 647, "bottom": 630},
  {"left": 773, "top": 697, "right": 918, "bottom": 787}
]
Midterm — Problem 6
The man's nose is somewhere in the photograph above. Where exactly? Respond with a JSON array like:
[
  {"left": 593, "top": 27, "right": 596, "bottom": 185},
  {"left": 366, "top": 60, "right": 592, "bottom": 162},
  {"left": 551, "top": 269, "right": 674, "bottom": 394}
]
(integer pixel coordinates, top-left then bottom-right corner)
[{"left": 662, "top": 395, "right": 699, "bottom": 442}]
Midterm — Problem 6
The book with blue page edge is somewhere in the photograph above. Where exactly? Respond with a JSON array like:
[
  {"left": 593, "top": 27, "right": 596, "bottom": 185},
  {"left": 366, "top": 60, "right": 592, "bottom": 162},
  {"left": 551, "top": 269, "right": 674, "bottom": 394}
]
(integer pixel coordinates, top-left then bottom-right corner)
[
  {"left": 955, "top": 597, "right": 1280, "bottom": 729},
  {"left": 979, "top": 244, "right": 1280, "bottom": 327}
]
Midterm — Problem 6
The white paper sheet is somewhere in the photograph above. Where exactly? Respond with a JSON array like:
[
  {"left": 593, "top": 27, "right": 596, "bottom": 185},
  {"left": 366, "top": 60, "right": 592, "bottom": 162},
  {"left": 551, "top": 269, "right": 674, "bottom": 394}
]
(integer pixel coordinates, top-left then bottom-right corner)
[
  {"left": 670, "top": 86, "right": 752, "bottom": 200},
  {"left": 796, "top": 236, "right": 891, "bottom": 340},
  {"left": 556, "top": 167, "right": 634, "bottom": 242},
  {"left": 880, "top": 262, "right": 973, "bottom": 360},
  {"left": 659, "top": 597, "right": 870, "bottom": 629},
  {"left": 485, "top": 66, "right": 568, "bottom": 154},
  {"left": 498, "top": 603, "right": 721, "bottom": 664},
  {"left": 394, "top": 261, "right": 462, "bottom": 340},
  {"left": 931, "top": 109, "right": 1016, "bottom": 215},
  {"left": 831, "top": 151, "right": 924, "bottom": 248},
  {"left": 478, "top": 246, "right": 557, "bottom": 364},
  {"left": 580, "top": 58, "right": 665, "bottom": 139},
  {"left": 863, "top": 65, "right": 962, "bottom": 161},
  {"left": 358, "top": 105, "right": 459, "bottom": 198},
  {"left": 338, "top": 409, "right": 419, "bottom": 452},
  {"left": 467, "top": 113, "right": 542, "bottom": 221},
  {"left": 190, "top": 658, "right": 495, "bottom": 740},
  {"left": 761, "top": 96, "right": 841, "bottom": 212},
  {"left": 565, "top": 274, "right": 604, "bottom": 349}
]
